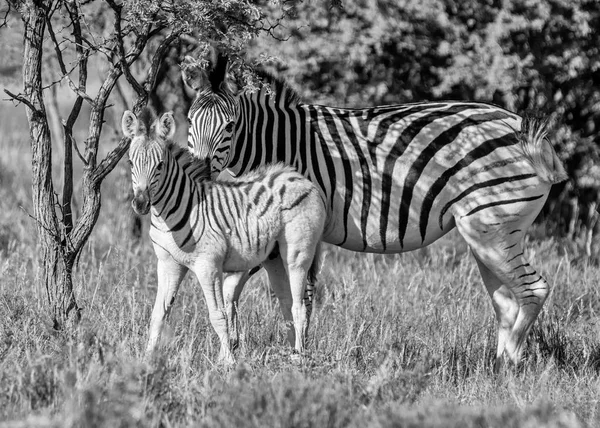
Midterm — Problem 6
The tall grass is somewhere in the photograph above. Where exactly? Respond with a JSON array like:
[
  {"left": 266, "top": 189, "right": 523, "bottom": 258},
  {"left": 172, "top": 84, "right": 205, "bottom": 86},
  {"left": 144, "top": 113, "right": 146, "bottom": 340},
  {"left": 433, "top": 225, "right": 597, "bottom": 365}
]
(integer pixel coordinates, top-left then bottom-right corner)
[{"left": 0, "top": 103, "right": 597, "bottom": 427}]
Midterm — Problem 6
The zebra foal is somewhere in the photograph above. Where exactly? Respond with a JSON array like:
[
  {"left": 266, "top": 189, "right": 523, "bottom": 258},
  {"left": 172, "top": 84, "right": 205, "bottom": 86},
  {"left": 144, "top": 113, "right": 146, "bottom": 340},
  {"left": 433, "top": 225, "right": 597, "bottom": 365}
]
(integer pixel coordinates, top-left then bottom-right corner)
[{"left": 122, "top": 108, "right": 325, "bottom": 363}]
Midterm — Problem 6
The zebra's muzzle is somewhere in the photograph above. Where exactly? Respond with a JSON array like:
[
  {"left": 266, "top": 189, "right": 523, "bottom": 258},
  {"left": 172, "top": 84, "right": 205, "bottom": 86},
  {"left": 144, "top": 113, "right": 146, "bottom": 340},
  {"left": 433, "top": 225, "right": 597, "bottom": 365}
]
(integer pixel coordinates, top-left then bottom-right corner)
[{"left": 132, "top": 190, "right": 150, "bottom": 215}]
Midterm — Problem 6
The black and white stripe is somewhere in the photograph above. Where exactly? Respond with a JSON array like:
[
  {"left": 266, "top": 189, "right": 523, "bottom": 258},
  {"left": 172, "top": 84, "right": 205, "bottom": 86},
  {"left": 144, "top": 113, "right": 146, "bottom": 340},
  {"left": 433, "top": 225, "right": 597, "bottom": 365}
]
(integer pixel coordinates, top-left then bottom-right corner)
[
  {"left": 187, "top": 78, "right": 561, "bottom": 253},
  {"left": 123, "top": 108, "right": 325, "bottom": 362},
  {"left": 183, "top": 59, "right": 569, "bottom": 371}
]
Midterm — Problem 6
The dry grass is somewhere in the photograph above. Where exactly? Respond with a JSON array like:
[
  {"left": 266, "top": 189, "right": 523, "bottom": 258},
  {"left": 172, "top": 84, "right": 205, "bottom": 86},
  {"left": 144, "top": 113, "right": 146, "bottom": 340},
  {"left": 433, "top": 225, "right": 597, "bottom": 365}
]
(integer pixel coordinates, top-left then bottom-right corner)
[{"left": 0, "top": 103, "right": 598, "bottom": 427}]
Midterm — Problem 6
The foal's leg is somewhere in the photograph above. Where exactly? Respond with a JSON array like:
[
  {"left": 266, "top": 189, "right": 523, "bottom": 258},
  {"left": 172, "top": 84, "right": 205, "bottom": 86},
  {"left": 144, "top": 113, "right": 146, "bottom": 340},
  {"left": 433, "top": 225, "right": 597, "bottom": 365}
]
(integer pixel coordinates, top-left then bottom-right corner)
[
  {"left": 192, "top": 261, "right": 234, "bottom": 365},
  {"left": 262, "top": 255, "right": 295, "bottom": 347},
  {"left": 145, "top": 256, "right": 188, "bottom": 360},
  {"left": 222, "top": 270, "right": 251, "bottom": 350}
]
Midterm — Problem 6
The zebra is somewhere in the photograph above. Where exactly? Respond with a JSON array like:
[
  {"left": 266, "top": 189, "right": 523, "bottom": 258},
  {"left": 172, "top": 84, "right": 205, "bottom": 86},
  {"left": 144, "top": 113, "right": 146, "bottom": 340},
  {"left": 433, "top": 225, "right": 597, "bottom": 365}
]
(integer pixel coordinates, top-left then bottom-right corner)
[
  {"left": 122, "top": 108, "right": 325, "bottom": 363},
  {"left": 182, "top": 53, "right": 568, "bottom": 372}
]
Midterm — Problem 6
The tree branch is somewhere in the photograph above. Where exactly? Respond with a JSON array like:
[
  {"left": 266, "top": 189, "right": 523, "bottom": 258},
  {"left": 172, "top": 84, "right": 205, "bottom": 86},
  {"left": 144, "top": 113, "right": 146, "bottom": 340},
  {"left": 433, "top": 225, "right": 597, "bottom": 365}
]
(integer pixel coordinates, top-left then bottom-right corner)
[
  {"left": 45, "top": 8, "right": 96, "bottom": 107},
  {"left": 62, "top": 122, "right": 88, "bottom": 166},
  {"left": 0, "top": 2, "right": 11, "bottom": 29},
  {"left": 92, "top": 136, "right": 131, "bottom": 183},
  {"left": 107, "top": 0, "right": 145, "bottom": 98},
  {"left": 20, "top": 206, "right": 61, "bottom": 244},
  {"left": 93, "top": 30, "right": 182, "bottom": 183},
  {"left": 64, "top": 0, "right": 88, "bottom": 134},
  {"left": 4, "top": 88, "right": 39, "bottom": 113},
  {"left": 137, "top": 30, "right": 181, "bottom": 107}
]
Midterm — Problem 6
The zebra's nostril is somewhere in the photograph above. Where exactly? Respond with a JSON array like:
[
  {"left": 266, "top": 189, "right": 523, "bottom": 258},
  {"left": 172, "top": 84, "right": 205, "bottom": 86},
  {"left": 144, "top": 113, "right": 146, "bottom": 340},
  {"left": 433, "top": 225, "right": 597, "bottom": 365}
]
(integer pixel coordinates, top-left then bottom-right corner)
[{"left": 132, "top": 195, "right": 150, "bottom": 215}]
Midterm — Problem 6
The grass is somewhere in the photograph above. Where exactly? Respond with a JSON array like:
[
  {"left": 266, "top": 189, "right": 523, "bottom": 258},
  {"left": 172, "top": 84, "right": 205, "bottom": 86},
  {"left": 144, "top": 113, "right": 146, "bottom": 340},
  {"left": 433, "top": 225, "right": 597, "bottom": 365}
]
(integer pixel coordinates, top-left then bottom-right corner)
[{"left": 1, "top": 103, "right": 599, "bottom": 427}]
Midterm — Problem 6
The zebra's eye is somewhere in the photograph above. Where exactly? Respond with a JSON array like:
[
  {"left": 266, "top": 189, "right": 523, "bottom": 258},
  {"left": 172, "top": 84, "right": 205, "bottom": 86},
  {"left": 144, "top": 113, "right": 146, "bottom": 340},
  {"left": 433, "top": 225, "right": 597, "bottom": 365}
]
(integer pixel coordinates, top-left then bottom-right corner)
[
  {"left": 225, "top": 122, "right": 234, "bottom": 132},
  {"left": 187, "top": 117, "right": 192, "bottom": 126},
  {"left": 127, "top": 159, "right": 133, "bottom": 167},
  {"left": 156, "top": 161, "right": 164, "bottom": 171}
]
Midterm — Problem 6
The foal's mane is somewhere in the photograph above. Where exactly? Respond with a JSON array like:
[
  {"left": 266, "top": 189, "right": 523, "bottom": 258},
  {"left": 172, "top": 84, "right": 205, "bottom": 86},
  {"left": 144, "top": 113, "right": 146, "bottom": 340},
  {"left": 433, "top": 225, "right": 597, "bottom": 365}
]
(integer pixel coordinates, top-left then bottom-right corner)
[{"left": 165, "top": 141, "right": 212, "bottom": 182}]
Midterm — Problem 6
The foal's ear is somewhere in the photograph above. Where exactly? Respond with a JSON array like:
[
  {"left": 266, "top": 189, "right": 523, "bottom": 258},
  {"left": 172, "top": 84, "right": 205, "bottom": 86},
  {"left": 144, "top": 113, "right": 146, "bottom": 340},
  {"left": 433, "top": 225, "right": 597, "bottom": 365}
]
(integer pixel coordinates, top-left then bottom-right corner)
[
  {"left": 157, "top": 112, "right": 176, "bottom": 141},
  {"left": 122, "top": 110, "right": 138, "bottom": 138}
]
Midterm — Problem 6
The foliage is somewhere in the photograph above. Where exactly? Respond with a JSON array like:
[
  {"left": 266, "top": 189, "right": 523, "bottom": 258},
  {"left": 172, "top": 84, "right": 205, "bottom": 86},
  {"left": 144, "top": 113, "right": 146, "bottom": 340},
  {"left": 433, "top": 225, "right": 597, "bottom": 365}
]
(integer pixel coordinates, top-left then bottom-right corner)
[{"left": 254, "top": 0, "right": 600, "bottom": 221}]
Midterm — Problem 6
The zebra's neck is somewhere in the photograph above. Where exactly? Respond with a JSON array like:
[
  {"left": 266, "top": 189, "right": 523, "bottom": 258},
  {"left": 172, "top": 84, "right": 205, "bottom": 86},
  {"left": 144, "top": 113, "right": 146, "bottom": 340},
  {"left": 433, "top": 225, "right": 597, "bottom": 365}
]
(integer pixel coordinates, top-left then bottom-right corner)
[{"left": 228, "top": 93, "right": 314, "bottom": 177}]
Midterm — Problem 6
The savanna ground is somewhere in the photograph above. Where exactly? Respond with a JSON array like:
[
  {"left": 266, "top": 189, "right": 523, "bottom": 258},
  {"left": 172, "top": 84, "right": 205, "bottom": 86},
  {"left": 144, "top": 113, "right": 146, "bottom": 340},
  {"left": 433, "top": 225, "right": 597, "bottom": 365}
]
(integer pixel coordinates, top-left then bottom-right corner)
[{"left": 1, "top": 101, "right": 600, "bottom": 428}]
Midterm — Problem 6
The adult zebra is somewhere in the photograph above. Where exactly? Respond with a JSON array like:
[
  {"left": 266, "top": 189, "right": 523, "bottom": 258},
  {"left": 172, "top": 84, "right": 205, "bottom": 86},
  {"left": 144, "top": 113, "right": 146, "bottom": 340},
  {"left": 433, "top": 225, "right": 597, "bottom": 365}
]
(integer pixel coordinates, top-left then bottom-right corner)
[{"left": 182, "top": 53, "right": 568, "bottom": 371}]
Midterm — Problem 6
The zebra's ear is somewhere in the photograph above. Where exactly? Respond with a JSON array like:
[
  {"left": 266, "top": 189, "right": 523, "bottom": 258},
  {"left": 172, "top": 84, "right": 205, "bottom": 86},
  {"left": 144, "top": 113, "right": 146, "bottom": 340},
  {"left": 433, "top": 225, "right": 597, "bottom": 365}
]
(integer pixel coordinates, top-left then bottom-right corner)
[
  {"left": 181, "top": 56, "right": 208, "bottom": 91},
  {"left": 208, "top": 51, "right": 228, "bottom": 92},
  {"left": 157, "top": 112, "right": 176, "bottom": 141},
  {"left": 122, "top": 110, "right": 138, "bottom": 138}
]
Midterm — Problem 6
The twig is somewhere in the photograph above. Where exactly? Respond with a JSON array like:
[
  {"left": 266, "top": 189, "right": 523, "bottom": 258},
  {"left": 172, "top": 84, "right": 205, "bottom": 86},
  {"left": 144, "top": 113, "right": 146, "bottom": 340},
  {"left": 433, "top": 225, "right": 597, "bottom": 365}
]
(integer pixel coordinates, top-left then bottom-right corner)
[
  {"left": 107, "top": 0, "right": 146, "bottom": 98},
  {"left": 19, "top": 206, "right": 60, "bottom": 242},
  {"left": 45, "top": 9, "right": 96, "bottom": 107},
  {"left": 0, "top": 3, "right": 11, "bottom": 30},
  {"left": 62, "top": 119, "right": 88, "bottom": 166},
  {"left": 4, "top": 89, "right": 38, "bottom": 113}
]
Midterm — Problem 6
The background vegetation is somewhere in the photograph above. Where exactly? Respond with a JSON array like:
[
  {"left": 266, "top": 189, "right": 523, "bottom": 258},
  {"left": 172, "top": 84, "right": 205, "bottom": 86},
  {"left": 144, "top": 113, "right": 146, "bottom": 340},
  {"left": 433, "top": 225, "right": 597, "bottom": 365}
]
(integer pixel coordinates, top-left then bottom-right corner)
[{"left": 2, "top": 0, "right": 600, "bottom": 426}]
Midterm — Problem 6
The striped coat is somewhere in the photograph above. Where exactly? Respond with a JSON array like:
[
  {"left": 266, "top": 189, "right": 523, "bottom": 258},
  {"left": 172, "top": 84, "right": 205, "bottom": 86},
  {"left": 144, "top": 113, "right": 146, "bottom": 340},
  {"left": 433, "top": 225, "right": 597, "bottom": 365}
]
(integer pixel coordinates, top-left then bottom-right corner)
[
  {"left": 183, "top": 56, "right": 568, "bottom": 371},
  {"left": 124, "top": 109, "right": 325, "bottom": 363}
]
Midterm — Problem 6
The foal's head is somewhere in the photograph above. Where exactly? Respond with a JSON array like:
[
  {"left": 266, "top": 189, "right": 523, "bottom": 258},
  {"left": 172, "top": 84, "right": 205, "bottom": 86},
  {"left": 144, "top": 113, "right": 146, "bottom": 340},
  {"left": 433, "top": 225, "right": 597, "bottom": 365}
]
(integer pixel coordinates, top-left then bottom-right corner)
[{"left": 122, "top": 109, "right": 176, "bottom": 215}]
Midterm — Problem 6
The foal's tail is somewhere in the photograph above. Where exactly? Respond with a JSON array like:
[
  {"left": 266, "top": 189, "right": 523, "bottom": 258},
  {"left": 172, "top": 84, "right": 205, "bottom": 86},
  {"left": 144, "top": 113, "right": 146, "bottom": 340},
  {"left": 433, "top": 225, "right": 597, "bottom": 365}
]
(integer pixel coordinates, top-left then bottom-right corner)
[
  {"left": 304, "top": 241, "right": 322, "bottom": 321},
  {"left": 519, "top": 118, "right": 568, "bottom": 185},
  {"left": 307, "top": 241, "right": 322, "bottom": 285}
]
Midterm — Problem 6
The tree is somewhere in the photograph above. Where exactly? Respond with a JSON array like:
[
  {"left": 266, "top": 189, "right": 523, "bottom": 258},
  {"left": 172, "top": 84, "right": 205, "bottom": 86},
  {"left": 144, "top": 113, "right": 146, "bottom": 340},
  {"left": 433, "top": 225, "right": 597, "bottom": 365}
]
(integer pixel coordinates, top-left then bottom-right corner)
[{"left": 2, "top": 0, "right": 289, "bottom": 329}]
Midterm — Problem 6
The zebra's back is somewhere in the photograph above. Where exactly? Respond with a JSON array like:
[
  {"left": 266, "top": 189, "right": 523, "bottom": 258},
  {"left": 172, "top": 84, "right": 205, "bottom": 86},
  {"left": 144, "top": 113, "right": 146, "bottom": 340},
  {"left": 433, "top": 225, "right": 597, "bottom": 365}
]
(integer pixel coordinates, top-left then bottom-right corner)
[{"left": 295, "top": 102, "right": 562, "bottom": 252}]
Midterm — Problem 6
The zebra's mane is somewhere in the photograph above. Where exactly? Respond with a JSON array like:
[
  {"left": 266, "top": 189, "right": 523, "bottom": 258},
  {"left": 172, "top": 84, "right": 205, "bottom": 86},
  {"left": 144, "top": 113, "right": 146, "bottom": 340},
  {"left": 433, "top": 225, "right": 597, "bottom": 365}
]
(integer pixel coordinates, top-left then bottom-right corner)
[
  {"left": 231, "top": 162, "right": 295, "bottom": 184},
  {"left": 253, "top": 69, "right": 302, "bottom": 106},
  {"left": 164, "top": 140, "right": 212, "bottom": 182}
]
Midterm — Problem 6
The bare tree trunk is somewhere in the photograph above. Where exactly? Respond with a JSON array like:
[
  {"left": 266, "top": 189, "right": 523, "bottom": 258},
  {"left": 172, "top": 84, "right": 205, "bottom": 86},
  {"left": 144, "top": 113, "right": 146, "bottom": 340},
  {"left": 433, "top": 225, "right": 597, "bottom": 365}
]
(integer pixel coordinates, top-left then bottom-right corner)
[
  {"left": 21, "top": 1, "right": 80, "bottom": 328},
  {"left": 11, "top": 0, "right": 180, "bottom": 330}
]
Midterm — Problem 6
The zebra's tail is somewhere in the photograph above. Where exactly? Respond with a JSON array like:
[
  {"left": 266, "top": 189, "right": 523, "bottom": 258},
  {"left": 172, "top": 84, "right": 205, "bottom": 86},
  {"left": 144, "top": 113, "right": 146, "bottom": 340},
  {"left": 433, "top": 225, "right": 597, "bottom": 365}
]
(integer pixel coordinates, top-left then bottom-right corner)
[{"left": 519, "top": 118, "right": 568, "bottom": 185}]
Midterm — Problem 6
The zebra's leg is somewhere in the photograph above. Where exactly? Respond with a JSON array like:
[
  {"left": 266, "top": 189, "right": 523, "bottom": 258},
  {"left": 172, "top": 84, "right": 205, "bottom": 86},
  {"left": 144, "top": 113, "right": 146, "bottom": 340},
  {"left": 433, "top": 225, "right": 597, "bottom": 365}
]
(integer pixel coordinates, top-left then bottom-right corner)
[
  {"left": 471, "top": 253, "right": 519, "bottom": 373},
  {"left": 262, "top": 255, "right": 296, "bottom": 347},
  {"left": 280, "top": 245, "right": 317, "bottom": 354},
  {"left": 458, "top": 219, "right": 549, "bottom": 370},
  {"left": 192, "top": 262, "right": 235, "bottom": 365},
  {"left": 287, "top": 265, "right": 308, "bottom": 354},
  {"left": 145, "top": 257, "right": 187, "bottom": 360},
  {"left": 222, "top": 270, "right": 251, "bottom": 350}
]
